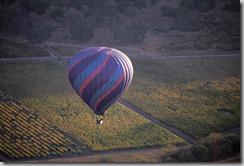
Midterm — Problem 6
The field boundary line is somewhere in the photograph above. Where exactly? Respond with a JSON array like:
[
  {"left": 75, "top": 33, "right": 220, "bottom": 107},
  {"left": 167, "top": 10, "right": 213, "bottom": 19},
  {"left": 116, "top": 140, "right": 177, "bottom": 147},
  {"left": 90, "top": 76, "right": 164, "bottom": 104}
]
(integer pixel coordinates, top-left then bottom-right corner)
[
  {"left": 0, "top": 53, "right": 240, "bottom": 64},
  {"left": 28, "top": 144, "right": 172, "bottom": 162},
  {"left": 118, "top": 98, "right": 197, "bottom": 144},
  {"left": 150, "top": 53, "right": 240, "bottom": 59},
  {"left": 0, "top": 57, "right": 71, "bottom": 64}
]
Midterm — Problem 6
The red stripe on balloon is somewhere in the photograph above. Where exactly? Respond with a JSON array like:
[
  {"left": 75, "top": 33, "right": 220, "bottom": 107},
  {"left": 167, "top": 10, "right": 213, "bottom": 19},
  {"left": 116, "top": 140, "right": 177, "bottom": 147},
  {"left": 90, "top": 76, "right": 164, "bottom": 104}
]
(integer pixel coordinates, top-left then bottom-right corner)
[
  {"left": 95, "top": 74, "right": 125, "bottom": 110},
  {"left": 79, "top": 55, "right": 110, "bottom": 97}
]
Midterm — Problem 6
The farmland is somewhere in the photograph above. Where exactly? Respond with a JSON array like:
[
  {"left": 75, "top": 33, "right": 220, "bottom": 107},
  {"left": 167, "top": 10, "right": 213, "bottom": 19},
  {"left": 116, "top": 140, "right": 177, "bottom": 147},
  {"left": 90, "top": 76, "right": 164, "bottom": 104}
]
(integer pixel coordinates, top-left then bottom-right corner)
[
  {"left": 0, "top": 95, "right": 90, "bottom": 160},
  {"left": 0, "top": 49, "right": 240, "bottom": 161},
  {"left": 124, "top": 56, "right": 240, "bottom": 138},
  {"left": 0, "top": 38, "right": 49, "bottom": 58},
  {"left": 0, "top": 62, "right": 185, "bottom": 160},
  {"left": 0, "top": 0, "right": 240, "bottom": 162}
]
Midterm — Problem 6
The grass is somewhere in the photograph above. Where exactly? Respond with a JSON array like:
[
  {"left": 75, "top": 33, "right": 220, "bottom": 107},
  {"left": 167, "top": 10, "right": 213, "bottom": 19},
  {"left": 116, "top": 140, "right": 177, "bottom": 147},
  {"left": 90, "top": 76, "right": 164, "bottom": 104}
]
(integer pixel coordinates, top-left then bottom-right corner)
[
  {"left": 49, "top": 144, "right": 179, "bottom": 162},
  {"left": 123, "top": 56, "right": 240, "bottom": 139},
  {"left": 0, "top": 38, "right": 49, "bottom": 58},
  {"left": 51, "top": 46, "right": 82, "bottom": 57},
  {"left": 0, "top": 62, "right": 185, "bottom": 154}
]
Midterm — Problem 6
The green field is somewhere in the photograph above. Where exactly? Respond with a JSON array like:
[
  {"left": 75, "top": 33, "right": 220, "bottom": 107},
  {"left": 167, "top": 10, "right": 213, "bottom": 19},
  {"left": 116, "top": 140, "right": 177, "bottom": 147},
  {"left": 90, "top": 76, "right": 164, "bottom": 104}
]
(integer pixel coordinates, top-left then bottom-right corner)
[
  {"left": 0, "top": 62, "right": 185, "bottom": 155},
  {"left": 124, "top": 56, "right": 240, "bottom": 138},
  {"left": 0, "top": 38, "right": 49, "bottom": 58}
]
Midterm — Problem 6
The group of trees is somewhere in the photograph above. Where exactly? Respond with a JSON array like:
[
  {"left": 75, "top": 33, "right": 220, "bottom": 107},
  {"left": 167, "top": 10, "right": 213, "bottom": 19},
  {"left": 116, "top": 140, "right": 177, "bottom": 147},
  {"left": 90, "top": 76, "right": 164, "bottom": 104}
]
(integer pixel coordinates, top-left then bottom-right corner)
[
  {"left": 0, "top": 0, "right": 240, "bottom": 49},
  {"left": 0, "top": 0, "right": 150, "bottom": 44},
  {"left": 157, "top": 0, "right": 240, "bottom": 51},
  {"left": 159, "top": 0, "right": 216, "bottom": 32},
  {"left": 19, "top": 0, "right": 51, "bottom": 15}
]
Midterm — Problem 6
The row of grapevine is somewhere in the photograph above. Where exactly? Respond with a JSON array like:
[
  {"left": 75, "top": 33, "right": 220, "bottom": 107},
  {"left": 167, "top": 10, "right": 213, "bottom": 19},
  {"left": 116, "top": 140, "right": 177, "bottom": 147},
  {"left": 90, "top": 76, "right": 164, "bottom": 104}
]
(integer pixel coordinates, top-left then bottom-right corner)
[
  {"left": 0, "top": 95, "right": 89, "bottom": 160},
  {"left": 19, "top": 94, "right": 183, "bottom": 151},
  {"left": 124, "top": 56, "right": 240, "bottom": 138}
]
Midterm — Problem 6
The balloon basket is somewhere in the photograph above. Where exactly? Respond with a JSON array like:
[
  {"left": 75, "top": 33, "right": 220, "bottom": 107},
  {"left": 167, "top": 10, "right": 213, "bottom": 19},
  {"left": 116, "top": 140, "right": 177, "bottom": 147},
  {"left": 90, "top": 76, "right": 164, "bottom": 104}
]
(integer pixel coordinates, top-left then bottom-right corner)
[{"left": 95, "top": 115, "right": 104, "bottom": 126}]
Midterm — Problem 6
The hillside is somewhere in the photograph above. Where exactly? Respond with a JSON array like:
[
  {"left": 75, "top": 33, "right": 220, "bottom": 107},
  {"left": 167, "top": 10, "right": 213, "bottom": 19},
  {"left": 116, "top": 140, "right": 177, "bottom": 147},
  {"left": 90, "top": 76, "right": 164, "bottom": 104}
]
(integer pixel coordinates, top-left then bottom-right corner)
[{"left": 0, "top": 0, "right": 240, "bottom": 53}]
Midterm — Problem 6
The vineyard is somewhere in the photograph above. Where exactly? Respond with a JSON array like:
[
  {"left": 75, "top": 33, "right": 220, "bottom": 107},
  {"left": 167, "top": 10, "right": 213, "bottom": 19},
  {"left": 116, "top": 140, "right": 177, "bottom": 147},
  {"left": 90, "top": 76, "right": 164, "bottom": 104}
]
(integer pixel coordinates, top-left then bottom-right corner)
[
  {"left": 0, "top": 50, "right": 240, "bottom": 161},
  {"left": 0, "top": 62, "right": 185, "bottom": 161},
  {"left": 0, "top": 0, "right": 240, "bottom": 161},
  {"left": 0, "top": 95, "right": 90, "bottom": 160},
  {"left": 124, "top": 56, "right": 240, "bottom": 138}
]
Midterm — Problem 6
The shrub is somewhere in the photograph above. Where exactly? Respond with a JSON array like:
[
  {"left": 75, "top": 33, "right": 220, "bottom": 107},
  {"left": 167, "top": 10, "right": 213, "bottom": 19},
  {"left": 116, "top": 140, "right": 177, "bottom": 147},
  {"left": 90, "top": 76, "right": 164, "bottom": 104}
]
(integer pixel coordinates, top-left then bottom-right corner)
[
  {"left": 124, "top": 22, "right": 146, "bottom": 43},
  {"left": 195, "top": 0, "right": 216, "bottom": 13},
  {"left": 222, "top": 0, "right": 240, "bottom": 13},
  {"left": 155, "top": 23, "right": 173, "bottom": 33},
  {"left": 122, "top": 6, "right": 139, "bottom": 17},
  {"left": 50, "top": 7, "right": 64, "bottom": 21},
  {"left": 208, "top": 20, "right": 240, "bottom": 51},
  {"left": 177, "top": 149, "right": 197, "bottom": 162},
  {"left": 20, "top": 0, "right": 51, "bottom": 15},
  {"left": 160, "top": 6, "right": 175, "bottom": 17},
  {"left": 163, "top": 133, "right": 240, "bottom": 162},
  {"left": 180, "top": 0, "right": 216, "bottom": 13},
  {"left": 190, "top": 145, "right": 209, "bottom": 161},
  {"left": 225, "top": 133, "right": 240, "bottom": 153},
  {"left": 134, "top": 0, "right": 147, "bottom": 9},
  {"left": 113, "top": 21, "right": 146, "bottom": 43},
  {"left": 70, "top": 0, "right": 85, "bottom": 10},
  {"left": 117, "top": 0, "right": 146, "bottom": 13},
  {"left": 117, "top": 0, "right": 134, "bottom": 13},
  {"left": 19, "top": 0, "right": 32, "bottom": 13},
  {"left": 174, "top": 7, "right": 189, "bottom": 16},
  {"left": 87, "top": 6, "right": 104, "bottom": 24},
  {"left": 201, "top": 133, "right": 233, "bottom": 161},
  {"left": 67, "top": 11, "right": 95, "bottom": 43},
  {"left": 80, "top": 4, "right": 90, "bottom": 17},
  {"left": 35, "top": 0, "right": 50, "bottom": 15},
  {"left": 108, "top": 16, "right": 122, "bottom": 38},
  {"left": 149, "top": 0, "right": 159, "bottom": 5},
  {"left": 173, "top": 15, "right": 204, "bottom": 32},
  {"left": 180, "top": 0, "right": 195, "bottom": 11},
  {"left": 0, "top": 8, "right": 29, "bottom": 35},
  {"left": 26, "top": 25, "right": 55, "bottom": 44}
]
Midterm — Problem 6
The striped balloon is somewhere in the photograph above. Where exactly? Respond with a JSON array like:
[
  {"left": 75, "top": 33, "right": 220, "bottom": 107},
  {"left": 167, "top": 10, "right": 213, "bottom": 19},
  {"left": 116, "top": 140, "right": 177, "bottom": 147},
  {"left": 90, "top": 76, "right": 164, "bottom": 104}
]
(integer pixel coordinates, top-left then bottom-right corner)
[{"left": 68, "top": 47, "right": 133, "bottom": 115}]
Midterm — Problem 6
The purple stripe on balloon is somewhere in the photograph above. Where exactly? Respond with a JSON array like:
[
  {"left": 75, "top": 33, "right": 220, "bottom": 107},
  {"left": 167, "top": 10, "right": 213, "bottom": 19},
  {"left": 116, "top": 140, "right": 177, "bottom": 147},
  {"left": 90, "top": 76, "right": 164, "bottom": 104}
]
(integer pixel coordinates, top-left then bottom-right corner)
[
  {"left": 68, "top": 53, "right": 100, "bottom": 84},
  {"left": 68, "top": 47, "right": 104, "bottom": 72},
  {"left": 81, "top": 56, "right": 117, "bottom": 107},
  {"left": 95, "top": 79, "right": 125, "bottom": 115}
]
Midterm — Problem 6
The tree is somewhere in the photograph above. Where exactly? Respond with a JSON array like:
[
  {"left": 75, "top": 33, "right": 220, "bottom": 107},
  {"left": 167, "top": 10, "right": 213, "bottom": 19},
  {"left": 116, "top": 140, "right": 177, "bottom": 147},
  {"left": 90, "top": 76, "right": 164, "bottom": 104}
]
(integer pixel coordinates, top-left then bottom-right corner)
[
  {"left": 32, "top": 0, "right": 51, "bottom": 15},
  {"left": 50, "top": 7, "right": 64, "bottom": 21},
  {"left": 67, "top": 10, "right": 95, "bottom": 43},
  {"left": 160, "top": 6, "right": 175, "bottom": 17},
  {"left": 20, "top": 0, "right": 51, "bottom": 15},
  {"left": 114, "top": 21, "right": 146, "bottom": 43},
  {"left": 25, "top": 25, "right": 55, "bottom": 44},
  {"left": 195, "top": 0, "right": 216, "bottom": 13}
]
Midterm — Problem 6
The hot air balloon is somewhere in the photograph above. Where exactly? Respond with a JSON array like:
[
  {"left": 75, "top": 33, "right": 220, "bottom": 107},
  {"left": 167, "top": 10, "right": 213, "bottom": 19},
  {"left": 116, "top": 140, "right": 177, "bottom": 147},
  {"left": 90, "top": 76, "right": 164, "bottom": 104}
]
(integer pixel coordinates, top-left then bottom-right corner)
[{"left": 68, "top": 47, "right": 133, "bottom": 125}]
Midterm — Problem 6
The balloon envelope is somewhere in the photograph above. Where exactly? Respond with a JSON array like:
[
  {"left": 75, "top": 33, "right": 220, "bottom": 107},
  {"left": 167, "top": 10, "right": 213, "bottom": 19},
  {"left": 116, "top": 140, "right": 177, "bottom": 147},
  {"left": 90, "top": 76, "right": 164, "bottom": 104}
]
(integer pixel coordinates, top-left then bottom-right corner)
[{"left": 68, "top": 47, "right": 133, "bottom": 115}]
